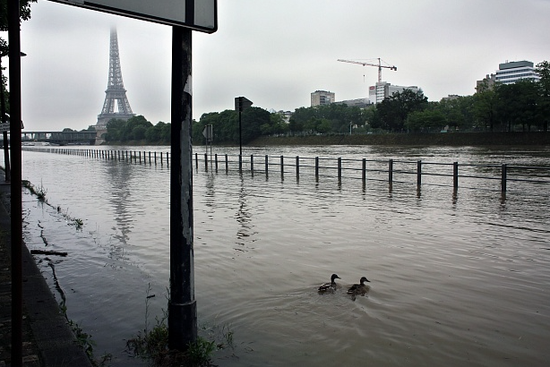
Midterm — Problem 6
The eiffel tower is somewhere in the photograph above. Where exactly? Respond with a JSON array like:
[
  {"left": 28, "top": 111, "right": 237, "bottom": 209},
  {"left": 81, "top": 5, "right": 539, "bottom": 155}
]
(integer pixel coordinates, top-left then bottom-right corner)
[{"left": 96, "top": 28, "right": 135, "bottom": 128}]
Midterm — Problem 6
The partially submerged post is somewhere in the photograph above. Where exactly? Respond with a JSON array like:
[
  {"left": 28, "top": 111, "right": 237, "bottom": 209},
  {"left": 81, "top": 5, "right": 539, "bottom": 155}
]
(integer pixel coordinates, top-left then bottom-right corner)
[{"left": 169, "top": 26, "right": 197, "bottom": 350}]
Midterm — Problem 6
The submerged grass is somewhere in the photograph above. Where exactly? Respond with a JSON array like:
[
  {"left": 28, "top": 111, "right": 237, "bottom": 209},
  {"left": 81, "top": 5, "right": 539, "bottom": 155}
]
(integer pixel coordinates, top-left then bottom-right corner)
[
  {"left": 22, "top": 180, "right": 47, "bottom": 201},
  {"left": 127, "top": 285, "right": 233, "bottom": 366}
]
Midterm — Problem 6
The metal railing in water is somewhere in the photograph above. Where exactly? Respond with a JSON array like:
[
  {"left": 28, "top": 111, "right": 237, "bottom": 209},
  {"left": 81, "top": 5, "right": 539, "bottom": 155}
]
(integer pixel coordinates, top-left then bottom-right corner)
[{"left": 23, "top": 147, "right": 550, "bottom": 194}]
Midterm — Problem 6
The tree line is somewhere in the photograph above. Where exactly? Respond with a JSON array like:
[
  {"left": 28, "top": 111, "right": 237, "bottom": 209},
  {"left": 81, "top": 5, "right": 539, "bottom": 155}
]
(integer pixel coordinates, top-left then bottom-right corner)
[{"left": 101, "top": 60, "right": 549, "bottom": 144}]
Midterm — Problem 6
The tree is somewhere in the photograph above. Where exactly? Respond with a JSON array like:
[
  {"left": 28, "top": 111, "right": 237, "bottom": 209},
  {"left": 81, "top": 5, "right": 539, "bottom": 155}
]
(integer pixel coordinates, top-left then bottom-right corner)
[
  {"left": 536, "top": 61, "right": 550, "bottom": 131},
  {"left": 288, "top": 104, "right": 367, "bottom": 135},
  {"left": 1, "top": 0, "right": 37, "bottom": 115},
  {"left": 405, "top": 109, "right": 447, "bottom": 132},
  {"left": 241, "top": 107, "right": 270, "bottom": 144},
  {"left": 435, "top": 96, "right": 475, "bottom": 131},
  {"left": 374, "top": 89, "right": 428, "bottom": 132},
  {"left": 473, "top": 88, "right": 497, "bottom": 131},
  {"left": 494, "top": 80, "right": 539, "bottom": 132},
  {"left": 268, "top": 113, "right": 289, "bottom": 135},
  {"left": 0, "top": 0, "right": 36, "bottom": 31}
]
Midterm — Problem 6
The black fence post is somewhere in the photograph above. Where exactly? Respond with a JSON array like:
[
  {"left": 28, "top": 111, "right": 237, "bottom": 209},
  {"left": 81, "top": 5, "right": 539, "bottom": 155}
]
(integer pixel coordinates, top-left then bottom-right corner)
[
  {"left": 501, "top": 164, "right": 507, "bottom": 193},
  {"left": 338, "top": 157, "right": 342, "bottom": 181},
  {"left": 417, "top": 160, "right": 422, "bottom": 187},
  {"left": 296, "top": 156, "right": 299, "bottom": 179},
  {"left": 265, "top": 155, "right": 269, "bottom": 177},
  {"left": 204, "top": 153, "right": 208, "bottom": 171},
  {"left": 280, "top": 155, "right": 284, "bottom": 179},
  {"left": 225, "top": 154, "right": 229, "bottom": 173},
  {"left": 388, "top": 159, "right": 394, "bottom": 184},
  {"left": 315, "top": 156, "right": 319, "bottom": 180},
  {"left": 453, "top": 162, "right": 459, "bottom": 190},
  {"left": 362, "top": 158, "right": 367, "bottom": 183},
  {"left": 251, "top": 154, "right": 254, "bottom": 175}
]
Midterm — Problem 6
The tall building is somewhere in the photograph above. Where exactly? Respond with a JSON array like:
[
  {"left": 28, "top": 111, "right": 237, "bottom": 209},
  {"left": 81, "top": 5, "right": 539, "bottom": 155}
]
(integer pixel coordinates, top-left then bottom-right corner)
[
  {"left": 311, "top": 90, "right": 335, "bottom": 106},
  {"left": 369, "top": 82, "right": 420, "bottom": 104},
  {"left": 96, "top": 28, "right": 135, "bottom": 128},
  {"left": 495, "top": 60, "right": 540, "bottom": 85},
  {"left": 476, "top": 73, "right": 496, "bottom": 92}
]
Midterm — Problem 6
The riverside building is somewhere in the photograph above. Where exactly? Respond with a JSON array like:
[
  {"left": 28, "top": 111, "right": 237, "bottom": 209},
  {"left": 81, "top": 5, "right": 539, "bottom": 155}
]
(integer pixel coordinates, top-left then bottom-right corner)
[{"left": 495, "top": 60, "right": 541, "bottom": 85}]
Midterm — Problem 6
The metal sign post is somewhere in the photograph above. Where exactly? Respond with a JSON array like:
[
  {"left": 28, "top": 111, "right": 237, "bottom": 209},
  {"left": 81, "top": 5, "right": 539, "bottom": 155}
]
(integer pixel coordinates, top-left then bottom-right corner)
[
  {"left": 235, "top": 96, "right": 253, "bottom": 170},
  {"left": 202, "top": 123, "right": 213, "bottom": 160},
  {"left": 169, "top": 26, "right": 196, "bottom": 351}
]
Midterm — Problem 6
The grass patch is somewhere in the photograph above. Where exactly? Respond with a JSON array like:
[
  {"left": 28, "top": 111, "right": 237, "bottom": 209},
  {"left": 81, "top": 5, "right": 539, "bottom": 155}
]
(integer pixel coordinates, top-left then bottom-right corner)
[
  {"left": 127, "top": 285, "right": 233, "bottom": 366},
  {"left": 22, "top": 180, "right": 47, "bottom": 202}
]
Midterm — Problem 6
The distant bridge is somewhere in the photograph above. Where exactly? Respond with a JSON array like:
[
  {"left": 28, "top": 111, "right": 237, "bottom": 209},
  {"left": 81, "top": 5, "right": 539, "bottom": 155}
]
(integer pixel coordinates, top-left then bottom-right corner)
[{"left": 19, "top": 131, "right": 97, "bottom": 145}]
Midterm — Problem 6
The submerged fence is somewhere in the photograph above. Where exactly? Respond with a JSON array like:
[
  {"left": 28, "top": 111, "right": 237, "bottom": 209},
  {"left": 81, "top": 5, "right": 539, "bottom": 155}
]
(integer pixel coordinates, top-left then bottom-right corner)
[{"left": 23, "top": 147, "right": 550, "bottom": 194}]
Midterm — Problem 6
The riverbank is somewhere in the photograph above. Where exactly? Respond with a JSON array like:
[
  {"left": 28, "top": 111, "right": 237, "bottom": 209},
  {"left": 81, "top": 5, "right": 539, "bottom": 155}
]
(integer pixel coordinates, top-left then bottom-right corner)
[
  {"left": 0, "top": 182, "right": 92, "bottom": 367},
  {"left": 249, "top": 131, "right": 550, "bottom": 146}
]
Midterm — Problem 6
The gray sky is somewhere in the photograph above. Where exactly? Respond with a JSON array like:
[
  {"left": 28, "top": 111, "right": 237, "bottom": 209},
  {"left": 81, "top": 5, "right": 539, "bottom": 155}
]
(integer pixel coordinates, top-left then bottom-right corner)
[{"left": 8, "top": 0, "right": 550, "bottom": 131}]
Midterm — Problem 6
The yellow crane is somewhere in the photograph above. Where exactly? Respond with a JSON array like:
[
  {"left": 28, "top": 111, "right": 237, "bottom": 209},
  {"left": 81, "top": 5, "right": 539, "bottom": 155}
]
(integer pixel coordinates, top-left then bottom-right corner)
[{"left": 337, "top": 58, "right": 397, "bottom": 83}]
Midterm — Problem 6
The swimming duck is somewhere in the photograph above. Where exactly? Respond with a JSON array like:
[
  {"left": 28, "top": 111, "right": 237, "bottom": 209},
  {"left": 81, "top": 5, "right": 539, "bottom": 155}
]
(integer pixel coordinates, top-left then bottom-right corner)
[
  {"left": 347, "top": 276, "right": 370, "bottom": 296},
  {"left": 318, "top": 274, "right": 341, "bottom": 292}
]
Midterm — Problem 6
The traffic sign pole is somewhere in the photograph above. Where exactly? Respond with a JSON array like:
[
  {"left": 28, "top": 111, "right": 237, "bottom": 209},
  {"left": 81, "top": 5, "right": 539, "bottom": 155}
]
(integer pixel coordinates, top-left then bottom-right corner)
[{"left": 169, "top": 25, "right": 197, "bottom": 351}]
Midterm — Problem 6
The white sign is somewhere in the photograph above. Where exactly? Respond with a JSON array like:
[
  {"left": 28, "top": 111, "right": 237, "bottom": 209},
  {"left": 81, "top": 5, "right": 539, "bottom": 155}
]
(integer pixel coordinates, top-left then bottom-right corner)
[{"left": 49, "top": 0, "right": 217, "bottom": 32}]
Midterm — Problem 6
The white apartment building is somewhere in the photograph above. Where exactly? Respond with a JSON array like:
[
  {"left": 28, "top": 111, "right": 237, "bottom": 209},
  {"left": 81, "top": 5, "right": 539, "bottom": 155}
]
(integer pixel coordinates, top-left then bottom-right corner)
[
  {"left": 495, "top": 60, "right": 541, "bottom": 85},
  {"left": 369, "top": 82, "right": 420, "bottom": 104}
]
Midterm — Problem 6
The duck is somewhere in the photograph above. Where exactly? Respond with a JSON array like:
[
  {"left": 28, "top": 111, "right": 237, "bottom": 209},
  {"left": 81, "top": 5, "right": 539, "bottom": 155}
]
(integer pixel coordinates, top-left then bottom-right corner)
[
  {"left": 318, "top": 273, "right": 341, "bottom": 292},
  {"left": 347, "top": 276, "right": 370, "bottom": 296}
]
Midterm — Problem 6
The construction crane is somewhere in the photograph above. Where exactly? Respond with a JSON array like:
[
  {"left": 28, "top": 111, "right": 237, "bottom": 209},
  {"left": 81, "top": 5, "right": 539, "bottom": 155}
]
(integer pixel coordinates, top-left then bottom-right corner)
[{"left": 337, "top": 58, "right": 397, "bottom": 83}]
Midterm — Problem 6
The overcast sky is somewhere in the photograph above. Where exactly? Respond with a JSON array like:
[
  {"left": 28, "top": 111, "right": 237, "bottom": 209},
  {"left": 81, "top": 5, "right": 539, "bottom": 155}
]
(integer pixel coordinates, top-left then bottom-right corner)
[{"left": 7, "top": 0, "right": 550, "bottom": 131}]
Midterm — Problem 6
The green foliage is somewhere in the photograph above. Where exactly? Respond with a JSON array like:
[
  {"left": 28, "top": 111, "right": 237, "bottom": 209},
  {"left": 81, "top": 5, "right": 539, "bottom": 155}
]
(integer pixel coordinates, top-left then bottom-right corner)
[
  {"left": 186, "top": 338, "right": 216, "bottom": 367},
  {"left": 536, "top": 61, "right": 550, "bottom": 131},
  {"left": 104, "top": 115, "right": 164, "bottom": 143},
  {"left": 193, "top": 107, "right": 272, "bottom": 145},
  {"left": 289, "top": 103, "right": 367, "bottom": 134},
  {"left": 1, "top": 0, "right": 37, "bottom": 116},
  {"left": 0, "top": 0, "right": 37, "bottom": 32},
  {"left": 127, "top": 312, "right": 218, "bottom": 366},
  {"left": 373, "top": 89, "right": 429, "bottom": 132},
  {"left": 405, "top": 109, "right": 447, "bottom": 132}
]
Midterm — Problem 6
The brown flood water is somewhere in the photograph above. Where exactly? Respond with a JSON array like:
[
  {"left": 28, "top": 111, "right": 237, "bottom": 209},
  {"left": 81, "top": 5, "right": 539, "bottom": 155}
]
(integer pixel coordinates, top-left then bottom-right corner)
[{"left": 18, "top": 145, "right": 550, "bottom": 366}]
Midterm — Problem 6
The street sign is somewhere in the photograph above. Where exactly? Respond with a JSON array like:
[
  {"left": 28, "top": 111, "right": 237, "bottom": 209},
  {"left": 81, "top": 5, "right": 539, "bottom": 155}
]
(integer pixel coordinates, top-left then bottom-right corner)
[
  {"left": 202, "top": 124, "right": 213, "bottom": 142},
  {"left": 235, "top": 96, "right": 253, "bottom": 112},
  {"left": 49, "top": 0, "right": 218, "bottom": 32},
  {"left": 0, "top": 123, "right": 9, "bottom": 132}
]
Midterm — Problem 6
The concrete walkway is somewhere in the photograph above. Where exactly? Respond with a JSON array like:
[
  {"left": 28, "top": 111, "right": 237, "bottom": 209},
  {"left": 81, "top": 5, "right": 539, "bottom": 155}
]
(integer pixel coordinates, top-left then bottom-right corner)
[{"left": 0, "top": 182, "right": 92, "bottom": 367}]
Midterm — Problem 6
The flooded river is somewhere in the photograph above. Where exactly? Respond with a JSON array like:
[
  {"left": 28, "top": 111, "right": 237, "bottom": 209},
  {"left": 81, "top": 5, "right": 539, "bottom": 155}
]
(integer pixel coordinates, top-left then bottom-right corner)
[{"left": 14, "top": 145, "right": 550, "bottom": 366}]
